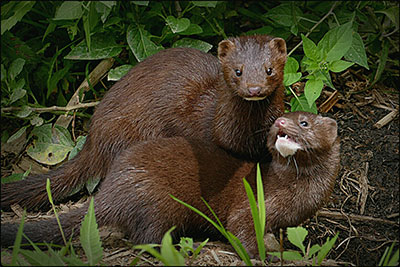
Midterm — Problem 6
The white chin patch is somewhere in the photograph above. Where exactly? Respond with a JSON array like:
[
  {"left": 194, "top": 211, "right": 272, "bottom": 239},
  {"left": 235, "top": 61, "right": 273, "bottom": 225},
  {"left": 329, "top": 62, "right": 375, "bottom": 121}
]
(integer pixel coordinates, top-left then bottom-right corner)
[
  {"left": 244, "top": 96, "right": 267, "bottom": 101},
  {"left": 275, "top": 135, "right": 302, "bottom": 158}
]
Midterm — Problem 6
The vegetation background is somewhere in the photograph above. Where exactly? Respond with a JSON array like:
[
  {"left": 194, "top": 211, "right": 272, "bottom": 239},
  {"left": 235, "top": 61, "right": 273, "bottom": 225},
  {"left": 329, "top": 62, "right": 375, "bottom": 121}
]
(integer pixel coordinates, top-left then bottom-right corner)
[{"left": 1, "top": 1, "right": 398, "bottom": 266}]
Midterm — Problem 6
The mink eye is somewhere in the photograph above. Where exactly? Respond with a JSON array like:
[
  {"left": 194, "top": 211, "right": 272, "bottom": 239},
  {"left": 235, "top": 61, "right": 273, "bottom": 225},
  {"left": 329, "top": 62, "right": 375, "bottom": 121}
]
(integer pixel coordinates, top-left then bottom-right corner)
[
  {"left": 300, "top": 121, "right": 308, "bottom": 127},
  {"left": 266, "top": 68, "right": 273, "bottom": 75},
  {"left": 235, "top": 69, "right": 242, "bottom": 77}
]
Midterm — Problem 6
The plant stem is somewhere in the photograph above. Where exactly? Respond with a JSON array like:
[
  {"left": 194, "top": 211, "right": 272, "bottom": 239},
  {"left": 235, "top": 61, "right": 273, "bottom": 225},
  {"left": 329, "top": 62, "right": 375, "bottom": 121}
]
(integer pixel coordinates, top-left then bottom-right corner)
[
  {"left": 288, "top": 2, "right": 338, "bottom": 57},
  {"left": 1, "top": 101, "right": 100, "bottom": 113}
]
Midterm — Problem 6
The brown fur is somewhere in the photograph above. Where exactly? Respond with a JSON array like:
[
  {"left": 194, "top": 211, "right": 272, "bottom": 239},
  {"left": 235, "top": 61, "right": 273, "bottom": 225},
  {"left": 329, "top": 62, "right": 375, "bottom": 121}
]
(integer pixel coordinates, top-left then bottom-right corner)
[
  {"left": 1, "top": 112, "right": 340, "bottom": 257},
  {"left": 1, "top": 35, "right": 286, "bottom": 210}
]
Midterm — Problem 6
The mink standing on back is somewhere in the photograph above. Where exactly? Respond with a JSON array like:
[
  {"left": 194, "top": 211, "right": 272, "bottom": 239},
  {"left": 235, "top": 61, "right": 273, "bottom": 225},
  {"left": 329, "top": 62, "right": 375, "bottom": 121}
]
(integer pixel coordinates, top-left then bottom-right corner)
[
  {"left": 1, "top": 112, "right": 340, "bottom": 258},
  {"left": 1, "top": 35, "right": 287, "bottom": 210}
]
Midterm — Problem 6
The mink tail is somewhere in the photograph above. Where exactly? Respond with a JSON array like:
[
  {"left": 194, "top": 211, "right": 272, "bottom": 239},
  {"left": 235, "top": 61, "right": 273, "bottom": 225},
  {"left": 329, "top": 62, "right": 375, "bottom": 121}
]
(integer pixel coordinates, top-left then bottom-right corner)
[
  {"left": 1, "top": 206, "right": 87, "bottom": 248},
  {"left": 1, "top": 137, "right": 108, "bottom": 211}
]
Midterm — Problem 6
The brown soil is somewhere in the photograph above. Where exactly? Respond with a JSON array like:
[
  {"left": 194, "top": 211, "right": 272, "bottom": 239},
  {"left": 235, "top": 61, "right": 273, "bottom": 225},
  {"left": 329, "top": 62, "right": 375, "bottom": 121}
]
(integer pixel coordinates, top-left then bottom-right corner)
[{"left": 1, "top": 74, "right": 399, "bottom": 266}]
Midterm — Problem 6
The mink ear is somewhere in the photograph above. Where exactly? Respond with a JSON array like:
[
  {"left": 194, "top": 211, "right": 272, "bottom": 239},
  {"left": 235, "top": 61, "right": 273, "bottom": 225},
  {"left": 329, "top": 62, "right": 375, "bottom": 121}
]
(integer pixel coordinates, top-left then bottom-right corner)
[
  {"left": 218, "top": 39, "right": 235, "bottom": 60},
  {"left": 322, "top": 117, "right": 338, "bottom": 145},
  {"left": 269, "top": 37, "right": 287, "bottom": 58}
]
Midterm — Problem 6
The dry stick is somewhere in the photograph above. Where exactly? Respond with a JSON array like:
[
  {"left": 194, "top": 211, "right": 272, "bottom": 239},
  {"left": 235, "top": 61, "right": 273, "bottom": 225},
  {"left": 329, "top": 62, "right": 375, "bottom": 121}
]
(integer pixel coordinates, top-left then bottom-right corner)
[
  {"left": 317, "top": 210, "right": 398, "bottom": 226},
  {"left": 287, "top": 2, "right": 338, "bottom": 56},
  {"left": 374, "top": 109, "right": 399, "bottom": 129},
  {"left": 1, "top": 102, "right": 100, "bottom": 113},
  {"left": 55, "top": 57, "right": 115, "bottom": 128}
]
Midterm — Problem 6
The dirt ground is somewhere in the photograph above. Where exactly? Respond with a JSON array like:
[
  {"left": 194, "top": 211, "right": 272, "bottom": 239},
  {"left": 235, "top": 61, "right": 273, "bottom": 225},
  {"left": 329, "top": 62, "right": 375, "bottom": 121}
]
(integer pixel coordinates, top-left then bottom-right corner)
[{"left": 1, "top": 70, "right": 399, "bottom": 266}]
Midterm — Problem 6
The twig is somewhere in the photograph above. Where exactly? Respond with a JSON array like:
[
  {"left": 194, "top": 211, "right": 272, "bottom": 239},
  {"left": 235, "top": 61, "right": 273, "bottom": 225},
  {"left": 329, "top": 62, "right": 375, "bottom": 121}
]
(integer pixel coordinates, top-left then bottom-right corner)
[
  {"left": 55, "top": 57, "right": 115, "bottom": 128},
  {"left": 288, "top": 2, "right": 338, "bottom": 56},
  {"left": 317, "top": 210, "right": 398, "bottom": 226},
  {"left": 374, "top": 109, "right": 399, "bottom": 129},
  {"left": 1, "top": 102, "right": 100, "bottom": 113}
]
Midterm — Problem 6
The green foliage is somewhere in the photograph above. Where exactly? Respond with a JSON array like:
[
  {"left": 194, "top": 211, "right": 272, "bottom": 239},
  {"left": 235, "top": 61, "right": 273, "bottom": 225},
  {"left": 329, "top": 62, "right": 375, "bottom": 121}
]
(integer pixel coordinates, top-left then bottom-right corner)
[
  {"left": 133, "top": 227, "right": 186, "bottom": 266},
  {"left": 379, "top": 242, "right": 399, "bottom": 267},
  {"left": 268, "top": 227, "right": 339, "bottom": 266},
  {"left": 1, "top": 1, "right": 397, "bottom": 172},
  {"left": 2, "top": 180, "right": 103, "bottom": 266}
]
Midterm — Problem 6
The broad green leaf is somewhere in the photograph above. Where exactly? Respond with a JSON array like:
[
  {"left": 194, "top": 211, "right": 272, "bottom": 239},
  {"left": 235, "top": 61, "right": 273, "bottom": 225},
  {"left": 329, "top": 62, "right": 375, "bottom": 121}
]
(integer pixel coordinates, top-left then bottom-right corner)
[
  {"left": 86, "top": 177, "right": 101, "bottom": 195},
  {"left": 160, "top": 227, "right": 185, "bottom": 266},
  {"left": 108, "top": 65, "right": 134, "bottom": 81},
  {"left": 30, "top": 115, "right": 44, "bottom": 126},
  {"left": 344, "top": 32, "right": 369, "bottom": 70},
  {"left": 317, "top": 232, "right": 339, "bottom": 265},
  {"left": 132, "top": 1, "right": 149, "bottom": 6},
  {"left": 53, "top": 1, "right": 83, "bottom": 20},
  {"left": 287, "top": 227, "right": 308, "bottom": 255},
  {"left": 80, "top": 198, "right": 103, "bottom": 265},
  {"left": 16, "top": 105, "right": 32, "bottom": 118},
  {"left": 127, "top": 24, "right": 164, "bottom": 62},
  {"left": 376, "top": 6, "right": 399, "bottom": 29},
  {"left": 68, "top": 135, "right": 87, "bottom": 160},
  {"left": 64, "top": 34, "right": 122, "bottom": 60},
  {"left": 284, "top": 57, "right": 302, "bottom": 86},
  {"left": 96, "top": 1, "right": 115, "bottom": 23},
  {"left": 47, "top": 66, "right": 70, "bottom": 99},
  {"left": 9, "top": 58, "right": 25, "bottom": 80},
  {"left": 172, "top": 38, "right": 212, "bottom": 53},
  {"left": 266, "top": 3, "right": 302, "bottom": 27},
  {"left": 304, "top": 79, "right": 324, "bottom": 108},
  {"left": 27, "top": 142, "right": 73, "bottom": 165},
  {"left": 179, "top": 24, "right": 203, "bottom": 35},
  {"left": 7, "top": 126, "right": 28, "bottom": 144},
  {"left": 10, "top": 88, "right": 26, "bottom": 104},
  {"left": 371, "top": 40, "right": 389, "bottom": 86},
  {"left": 318, "top": 22, "right": 353, "bottom": 62},
  {"left": 329, "top": 60, "right": 354, "bottom": 73},
  {"left": 165, "top": 16, "right": 190, "bottom": 33},
  {"left": 1, "top": 1, "right": 35, "bottom": 35},
  {"left": 301, "top": 34, "right": 319, "bottom": 61},
  {"left": 191, "top": 1, "right": 218, "bottom": 8},
  {"left": 290, "top": 94, "right": 318, "bottom": 114},
  {"left": 54, "top": 125, "right": 75, "bottom": 147},
  {"left": 1, "top": 173, "right": 25, "bottom": 184}
]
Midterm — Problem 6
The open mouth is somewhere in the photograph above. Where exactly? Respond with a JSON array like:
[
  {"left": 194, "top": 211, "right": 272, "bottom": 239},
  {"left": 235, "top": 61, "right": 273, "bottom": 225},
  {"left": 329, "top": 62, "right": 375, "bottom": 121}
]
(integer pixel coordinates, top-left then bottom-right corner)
[
  {"left": 243, "top": 96, "right": 267, "bottom": 101},
  {"left": 275, "top": 130, "right": 301, "bottom": 157}
]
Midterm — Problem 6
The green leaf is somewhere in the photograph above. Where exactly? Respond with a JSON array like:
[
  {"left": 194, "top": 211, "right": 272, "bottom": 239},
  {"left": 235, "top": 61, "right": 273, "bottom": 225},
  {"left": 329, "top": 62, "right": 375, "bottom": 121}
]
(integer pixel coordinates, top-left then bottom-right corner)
[
  {"left": 7, "top": 126, "right": 28, "bottom": 144},
  {"left": 127, "top": 24, "right": 164, "bottom": 62},
  {"left": 53, "top": 1, "right": 84, "bottom": 20},
  {"left": 172, "top": 38, "right": 212, "bottom": 53},
  {"left": 1, "top": 1, "right": 35, "bottom": 35},
  {"left": 47, "top": 66, "right": 70, "bottom": 99},
  {"left": 96, "top": 2, "right": 116, "bottom": 23},
  {"left": 304, "top": 79, "right": 324, "bottom": 108},
  {"left": 11, "top": 211, "right": 26, "bottom": 266},
  {"left": 318, "top": 22, "right": 353, "bottom": 62},
  {"left": 301, "top": 34, "right": 319, "bottom": 61},
  {"left": 179, "top": 24, "right": 203, "bottom": 35},
  {"left": 132, "top": 1, "right": 149, "bottom": 6},
  {"left": 287, "top": 227, "right": 308, "bottom": 255},
  {"left": 376, "top": 6, "right": 399, "bottom": 29},
  {"left": 10, "top": 88, "right": 26, "bottom": 104},
  {"left": 64, "top": 34, "right": 122, "bottom": 60},
  {"left": 344, "top": 32, "right": 369, "bottom": 70},
  {"left": 9, "top": 58, "right": 25, "bottom": 80},
  {"left": 266, "top": 3, "right": 302, "bottom": 27},
  {"left": 166, "top": 16, "right": 190, "bottom": 33},
  {"left": 329, "top": 60, "right": 354, "bottom": 73},
  {"left": 268, "top": 251, "right": 303, "bottom": 261},
  {"left": 308, "top": 244, "right": 321, "bottom": 258},
  {"left": 191, "top": 1, "right": 218, "bottom": 8},
  {"left": 108, "top": 65, "right": 134, "bottom": 81},
  {"left": 27, "top": 124, "right": 75, "bottom": 165},
  {"left": 160, "top": 227, "right": 185, "bottom": 266},
  {"left": 284, "top": 57, "right": 302, "bottom": 86},
  {"left": 80, "top": 197, "right": 103, "bottom": 265},
  {"left": 317, "top": 232, "right": 339, "bottom": 265},
  {"left": 30, "top": 115, "right": 44, "bottom": 127},
  {"left": 371, "top": 40, "right": 389, "bottom": 86},
  {"left": 1, "top": 64, "right": 6, "bottom": 81},
  {"left": 85, "top": 177, "right": 101, "bottom": 195},
  {"left": 68, "top": 135, "right": 87, "bottom": 160},
  {"left": 290, "top": 94, "right": 318, "bottom": 114},
  {"left": 16, "top": 105, "right": 32, "bottom": 118}
]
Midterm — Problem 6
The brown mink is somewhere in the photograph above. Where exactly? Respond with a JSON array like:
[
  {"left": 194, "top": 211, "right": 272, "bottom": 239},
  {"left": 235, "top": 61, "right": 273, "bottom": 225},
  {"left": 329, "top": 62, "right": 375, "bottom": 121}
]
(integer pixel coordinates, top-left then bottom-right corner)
[
  {"left": 1, "top": 112, "right": 340, "bottom": 257},
  {"left": 1, "top": 35, "right": 286, "bottom": 211}
]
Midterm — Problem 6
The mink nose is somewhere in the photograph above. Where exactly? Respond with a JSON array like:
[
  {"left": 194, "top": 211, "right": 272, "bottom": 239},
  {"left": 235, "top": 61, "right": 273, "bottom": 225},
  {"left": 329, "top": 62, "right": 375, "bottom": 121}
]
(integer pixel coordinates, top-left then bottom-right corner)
[
  {"left": 275, "top": 118, "right": 286, "bottom": 127},
  {"left": 248, "top": 87, "right": 261, "bottom": 96}
]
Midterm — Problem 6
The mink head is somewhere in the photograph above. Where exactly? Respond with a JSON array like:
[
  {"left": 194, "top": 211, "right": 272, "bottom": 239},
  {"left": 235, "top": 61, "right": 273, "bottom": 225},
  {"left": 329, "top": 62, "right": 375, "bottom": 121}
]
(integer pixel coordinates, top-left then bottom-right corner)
[
  {"left": 267, "top": 111, "right": 338, "bottom": 160},
  {"left": 218, "top": 35, "right": 287, "bottom": 101}
]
